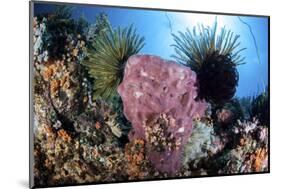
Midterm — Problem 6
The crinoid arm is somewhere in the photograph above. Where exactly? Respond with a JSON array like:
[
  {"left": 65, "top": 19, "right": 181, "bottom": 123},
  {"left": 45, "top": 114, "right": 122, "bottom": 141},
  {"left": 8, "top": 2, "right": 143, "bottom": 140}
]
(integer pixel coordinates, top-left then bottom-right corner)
[
  {"left": 172, "top": 20, "right": 246, "bottom": 105},
  {"left": 172, "top": 20, "right": 246, "bottom": 71},
  {"left": 83, "top": 24, "right": 145, "bottom": 100}
]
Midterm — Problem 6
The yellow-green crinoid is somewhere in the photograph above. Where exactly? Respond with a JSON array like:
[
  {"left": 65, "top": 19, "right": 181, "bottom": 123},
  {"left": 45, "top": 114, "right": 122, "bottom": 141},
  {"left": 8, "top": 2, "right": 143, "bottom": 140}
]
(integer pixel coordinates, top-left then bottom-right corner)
[{"left": 83, "top": 25, "right": 145, "bottom": 100}]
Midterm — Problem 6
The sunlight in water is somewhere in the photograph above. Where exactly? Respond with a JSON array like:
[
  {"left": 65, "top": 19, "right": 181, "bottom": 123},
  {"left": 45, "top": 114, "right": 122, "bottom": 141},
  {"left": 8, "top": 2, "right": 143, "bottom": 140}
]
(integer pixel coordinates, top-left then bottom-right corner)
[{"left": 183, "top": 13, "right": 228, "bottom": 30}]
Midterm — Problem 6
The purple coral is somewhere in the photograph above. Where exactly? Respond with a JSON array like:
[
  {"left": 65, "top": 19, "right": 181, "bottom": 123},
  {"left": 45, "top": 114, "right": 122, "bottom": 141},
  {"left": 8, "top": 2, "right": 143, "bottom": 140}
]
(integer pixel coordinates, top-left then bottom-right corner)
[{"left": 118, "top": 55, "right": 207, "bottom": 174}]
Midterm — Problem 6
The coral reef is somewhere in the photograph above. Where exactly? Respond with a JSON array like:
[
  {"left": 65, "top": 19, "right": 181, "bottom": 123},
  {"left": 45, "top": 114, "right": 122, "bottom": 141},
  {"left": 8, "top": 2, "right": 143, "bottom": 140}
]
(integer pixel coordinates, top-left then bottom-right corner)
[
  {"left": 40, "top": 5, "right": 88, "bottom": 61},
  {"left": 118, "top": 55, "right": 207, "bottom": 174},
  {"left": 32, "top": 6, "right": 269, "bottom": 187},
  {"left": 172, "top": 21, "right": 245, "bottom": 105},
  {"left": 33, "top": 13, "right": 130, "bottom": 186},
  {"left": 217, "top": 119, "right": 268, "bottom": 173},
  {"left": 34, "top": 96, "right": 128, "bottom": 186}
]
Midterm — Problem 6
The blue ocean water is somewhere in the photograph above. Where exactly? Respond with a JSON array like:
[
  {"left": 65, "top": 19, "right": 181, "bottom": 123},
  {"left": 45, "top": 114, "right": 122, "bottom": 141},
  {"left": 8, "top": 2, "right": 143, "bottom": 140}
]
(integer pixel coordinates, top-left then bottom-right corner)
[{"left": 34, "top": 3, "right": 269, "bottom": 98}]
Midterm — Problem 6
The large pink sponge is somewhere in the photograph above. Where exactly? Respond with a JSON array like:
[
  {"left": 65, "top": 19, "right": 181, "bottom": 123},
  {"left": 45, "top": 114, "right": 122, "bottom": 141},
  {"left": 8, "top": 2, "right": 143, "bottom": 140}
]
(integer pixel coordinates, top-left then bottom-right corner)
[{"left": 118, "top": 55, "right": 207, "bottom": 174}]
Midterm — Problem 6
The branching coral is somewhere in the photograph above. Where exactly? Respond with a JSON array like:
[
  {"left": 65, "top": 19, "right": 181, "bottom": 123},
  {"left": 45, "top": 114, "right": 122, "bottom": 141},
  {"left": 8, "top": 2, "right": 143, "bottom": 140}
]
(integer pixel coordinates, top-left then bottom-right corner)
[
  {"left": 83, "top": 25, "right": 145, "bottom": 100},
  {"left": 172, "top": 21, "right": 245, "bottom": 105}
]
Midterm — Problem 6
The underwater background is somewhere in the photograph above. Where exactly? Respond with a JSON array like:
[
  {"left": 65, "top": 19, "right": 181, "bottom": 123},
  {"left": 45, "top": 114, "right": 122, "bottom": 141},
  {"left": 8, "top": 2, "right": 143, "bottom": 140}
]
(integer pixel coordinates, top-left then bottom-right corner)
[{"left": 32, "top": 2, "right": 269, "bottom": 188}]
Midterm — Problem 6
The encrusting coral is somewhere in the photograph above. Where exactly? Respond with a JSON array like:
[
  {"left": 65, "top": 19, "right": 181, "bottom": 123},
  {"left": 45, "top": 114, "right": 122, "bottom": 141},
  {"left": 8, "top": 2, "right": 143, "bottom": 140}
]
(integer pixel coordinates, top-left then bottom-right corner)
[
  {"left": 118, "top": 55, "right": 207, "bottom": 174},
  {"left": 124, "top": 139, "right": 156, "bottom": 180},
  {"left": 34, "top": 97, "right": 129, "bottom": 186},
  {"left": 41, "top": 60, "right": 87, "bottom": 121}
]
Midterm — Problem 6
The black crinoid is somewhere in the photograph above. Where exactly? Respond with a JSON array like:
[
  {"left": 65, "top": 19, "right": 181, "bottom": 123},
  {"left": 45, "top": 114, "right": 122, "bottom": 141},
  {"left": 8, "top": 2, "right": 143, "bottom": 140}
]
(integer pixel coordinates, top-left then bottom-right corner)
[
  {"left": 198, "top": 51, "right": 238, "bottom": 105},
  {"left": 172, "top": 20, "right": 246, "bottom": 106}
]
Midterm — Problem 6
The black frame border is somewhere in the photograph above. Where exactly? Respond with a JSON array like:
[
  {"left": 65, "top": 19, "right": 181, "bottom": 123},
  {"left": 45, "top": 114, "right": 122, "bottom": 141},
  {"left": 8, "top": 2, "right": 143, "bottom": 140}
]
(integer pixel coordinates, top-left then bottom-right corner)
[{"left": 29, "top": 1, "right": 270, "bottom": 188}]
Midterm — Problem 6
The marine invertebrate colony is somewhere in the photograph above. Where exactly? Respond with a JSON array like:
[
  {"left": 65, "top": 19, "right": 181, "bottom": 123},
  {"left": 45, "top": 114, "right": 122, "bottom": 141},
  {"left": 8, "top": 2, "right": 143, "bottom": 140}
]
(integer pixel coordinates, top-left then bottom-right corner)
[
  {"left": 183, "top": 120, "right": 216, "bottom": 171},
  {"left": 172, "top": 21, "right": 245, "bottom": 105},
  {"left": 118, "top": 55, "right": 207, "bottom": 174},
  {"left": 83, "top": 25, "right": 145, "bottom": 100},
  {"left": 217, "top": 118, "right": 268, "bottom": 173},
  {"left": 250, "top": 89, "right": 269, "bottom": 126},
  {"left": 42, "top": 5, "right": 89, "bottom": 61},
  {"left": 219, "top": 98, "right": 245, "bottom": 124}
]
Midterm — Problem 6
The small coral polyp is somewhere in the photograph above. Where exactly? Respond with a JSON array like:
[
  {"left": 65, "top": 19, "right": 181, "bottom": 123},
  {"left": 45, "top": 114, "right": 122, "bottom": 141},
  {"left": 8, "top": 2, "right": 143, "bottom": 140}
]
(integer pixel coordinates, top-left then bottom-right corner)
[{"left": 118, "top": 55, "right": 207, "bottom": 174}]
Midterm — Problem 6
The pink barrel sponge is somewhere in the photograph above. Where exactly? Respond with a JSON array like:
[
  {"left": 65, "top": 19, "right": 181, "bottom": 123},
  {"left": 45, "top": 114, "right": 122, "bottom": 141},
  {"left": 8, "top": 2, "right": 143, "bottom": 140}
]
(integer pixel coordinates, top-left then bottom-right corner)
[{"left": 118, "top": 55, "right": 207, "bottom": 174}]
